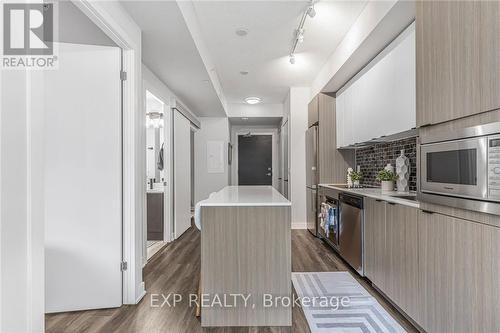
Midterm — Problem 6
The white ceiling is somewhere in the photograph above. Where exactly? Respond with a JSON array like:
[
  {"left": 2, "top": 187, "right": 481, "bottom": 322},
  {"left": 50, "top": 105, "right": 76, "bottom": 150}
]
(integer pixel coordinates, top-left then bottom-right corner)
[
  {"left": 121, "top": 1, "right": 226, "bottom": 117},
  {"left": 191, "top": 0, "right": 367, "bottom": 104}
]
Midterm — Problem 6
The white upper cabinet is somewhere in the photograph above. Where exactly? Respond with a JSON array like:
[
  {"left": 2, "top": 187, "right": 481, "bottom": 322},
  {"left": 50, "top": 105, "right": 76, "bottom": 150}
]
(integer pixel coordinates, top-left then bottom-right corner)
[{"left": 336, "top": 23, "right": 416, "bottom": 148}]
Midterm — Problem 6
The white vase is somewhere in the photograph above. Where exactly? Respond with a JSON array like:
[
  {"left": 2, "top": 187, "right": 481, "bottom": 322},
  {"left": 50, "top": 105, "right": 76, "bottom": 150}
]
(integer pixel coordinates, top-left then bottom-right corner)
[
  {"left": 381, "top": 180, "right": 394, "bottom": 191},
  {"left": 353, "top": 180, "right": 360, "bottom": 187},
  {"left": 396, "top": 149, "right": 410, "bottom": 193}
]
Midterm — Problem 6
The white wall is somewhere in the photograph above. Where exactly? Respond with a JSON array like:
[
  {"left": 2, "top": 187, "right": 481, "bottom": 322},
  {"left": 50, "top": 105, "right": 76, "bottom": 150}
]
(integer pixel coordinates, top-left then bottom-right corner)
[
  {"left": 288, "top": 87, "right": 310, "bottom": 229},
  {"left": 194, "top": 117, "right": 230, "bottom": 203},
  {"left": 227, "top": 103, "right": 284, "bottom": 118}
]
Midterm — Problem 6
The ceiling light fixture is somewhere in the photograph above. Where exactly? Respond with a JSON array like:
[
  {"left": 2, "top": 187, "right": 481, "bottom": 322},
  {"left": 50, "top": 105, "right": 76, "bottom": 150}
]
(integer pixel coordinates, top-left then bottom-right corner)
[
  {"left": 289, "top": 0, "right": 317, "bottom": 64},
  {"left": 244, "top": 97, "right": 261, "bottom": 105},
  {"left": 235, "top": 28, "right": 248, "bottom": 37}
]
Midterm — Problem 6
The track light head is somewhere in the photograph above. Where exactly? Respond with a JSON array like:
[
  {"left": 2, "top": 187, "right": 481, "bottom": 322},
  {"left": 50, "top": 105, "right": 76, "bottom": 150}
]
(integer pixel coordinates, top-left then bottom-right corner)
[
  {"left": 289, "top": 54, "right": 296, "bottom": 65},
  {"left": 307, "top": 5, "right": 316, "bottom": 18},
  {"left": 296, "top": 28, "right": 305, "bottom": 43}
]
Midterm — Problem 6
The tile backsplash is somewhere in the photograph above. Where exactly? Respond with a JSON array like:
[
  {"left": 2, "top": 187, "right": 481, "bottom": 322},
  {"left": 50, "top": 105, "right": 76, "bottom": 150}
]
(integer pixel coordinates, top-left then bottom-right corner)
[{"left": 355, "top": 137, "right": 417, "bottom": 191}]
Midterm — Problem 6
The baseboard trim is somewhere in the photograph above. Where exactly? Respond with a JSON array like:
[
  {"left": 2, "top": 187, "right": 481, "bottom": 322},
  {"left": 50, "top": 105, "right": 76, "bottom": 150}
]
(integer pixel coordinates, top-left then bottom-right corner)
[
  {"left": 291, "top": 222, "right": 307, "bottom": 230},
  {"left": 135, "top": 282, "right": 146, "bottom": 304}
]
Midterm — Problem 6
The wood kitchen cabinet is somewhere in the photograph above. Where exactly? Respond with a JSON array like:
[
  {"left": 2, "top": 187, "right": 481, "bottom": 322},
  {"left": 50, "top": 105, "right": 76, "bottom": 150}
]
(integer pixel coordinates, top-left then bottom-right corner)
[
  {"left": 307, "top": 94, "right": 319, "bottom": 127},
  {"left": 418, "top": 210, "right": 500, "bottom": 333},
  {"left": 480, "top": 1, "right": 500, "bottom": 113},
  {"left": 309, "top": 93, "right": 354, "bottom": 184},
  {"left": 318, "top": 94, "right": 353, "bottom": 183},
  {"left": 364, "top": 198, "right": 387, "bottom": 290},
  {"left": 364, "top": 200, "right": 419, "bottom": 321},
  {"left": 416, "top": 1, "right": 500, "bottom": 127},
  {"left": 385, "top": 203, "right": 419, "bottom": 321}
]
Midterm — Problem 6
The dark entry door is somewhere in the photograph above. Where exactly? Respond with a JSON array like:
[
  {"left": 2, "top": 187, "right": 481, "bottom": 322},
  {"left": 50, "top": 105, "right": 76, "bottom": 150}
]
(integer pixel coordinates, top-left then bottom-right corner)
[{"left": 238, "top": 135, "right": 272, "bottom": 185}]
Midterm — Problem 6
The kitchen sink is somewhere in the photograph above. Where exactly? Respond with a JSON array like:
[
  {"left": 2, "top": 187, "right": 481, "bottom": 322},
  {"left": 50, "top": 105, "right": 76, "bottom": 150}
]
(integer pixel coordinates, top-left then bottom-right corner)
[{"left": 390, "top": 195, "right": 417, "bottom": 201}]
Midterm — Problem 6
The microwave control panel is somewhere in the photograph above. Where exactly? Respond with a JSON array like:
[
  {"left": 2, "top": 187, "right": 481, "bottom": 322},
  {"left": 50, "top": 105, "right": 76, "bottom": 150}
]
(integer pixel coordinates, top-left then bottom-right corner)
[{"left": 488, "top": 135, "right": 500, "bottom": 199}]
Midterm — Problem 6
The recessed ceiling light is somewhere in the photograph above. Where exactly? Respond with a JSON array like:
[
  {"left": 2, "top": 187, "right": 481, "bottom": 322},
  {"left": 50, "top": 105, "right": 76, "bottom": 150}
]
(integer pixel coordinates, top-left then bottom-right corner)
[
  {"left": 244, "top": 97, "right": 261, "bottom": 105},
  {"left": 235, "top": 28, "right": 248, "bottom": 37},
  {"left": 240, "top": 71, "right": 249, "bottom": 75}
]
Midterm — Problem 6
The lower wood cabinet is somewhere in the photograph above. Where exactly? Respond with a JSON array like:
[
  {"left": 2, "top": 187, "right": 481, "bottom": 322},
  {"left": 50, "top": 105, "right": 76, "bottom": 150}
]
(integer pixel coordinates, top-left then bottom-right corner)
[
  {"left": 385, "top": 203, "right": 419, "bottom": 321},
  {"left": 364, "top": 198, "right": 387, "bottom": 290},
  {"left": 365, "top": 199, "right": 500, "bottom": 332},
  {"left": 418, "top": 210, "right": 500, "bottom": 333}
]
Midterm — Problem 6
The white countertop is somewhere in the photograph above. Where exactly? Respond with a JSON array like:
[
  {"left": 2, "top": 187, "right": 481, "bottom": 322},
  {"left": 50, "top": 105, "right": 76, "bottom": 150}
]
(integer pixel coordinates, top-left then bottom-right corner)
[
  {"left": 319, "top": 184, "right": 420, "bottom": 208},
  {"left": 199, "top": 186, "right": 291, "bottom": 207}
]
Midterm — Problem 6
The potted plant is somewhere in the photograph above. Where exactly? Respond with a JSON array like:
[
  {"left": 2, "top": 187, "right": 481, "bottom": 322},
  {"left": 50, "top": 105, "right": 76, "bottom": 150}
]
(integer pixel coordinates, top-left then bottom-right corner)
[
  {"left": 350, "top": 170, "right": 362, "bottom": 188},
  {"left": 376, "top": 169, "right": 398, "bottom": 191}
]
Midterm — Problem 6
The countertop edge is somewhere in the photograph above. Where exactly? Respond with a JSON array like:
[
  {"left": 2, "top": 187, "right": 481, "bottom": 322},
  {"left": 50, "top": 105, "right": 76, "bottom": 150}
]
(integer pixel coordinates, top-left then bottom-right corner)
[
  {"left": 319, "top": 184, "right": 420, "bottom": 209},
  {"left": 199, "top": 202, "right": 292, "bottom": 207}
]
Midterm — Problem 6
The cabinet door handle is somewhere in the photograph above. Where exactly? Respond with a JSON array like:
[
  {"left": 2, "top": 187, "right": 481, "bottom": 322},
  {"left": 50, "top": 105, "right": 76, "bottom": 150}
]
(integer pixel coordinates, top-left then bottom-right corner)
[
  {"left": 421, "top": 209, "right": 434, "bottom": 214},
  {"left": 375, "top": 199, "right": 384, "bottom": 202},
  {"left": 387, "top": 202, "right": 396, "bottom": 206}
]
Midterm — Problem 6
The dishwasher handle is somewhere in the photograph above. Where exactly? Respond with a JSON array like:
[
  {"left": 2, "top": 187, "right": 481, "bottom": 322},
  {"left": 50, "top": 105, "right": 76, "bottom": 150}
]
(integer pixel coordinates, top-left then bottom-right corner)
[{"left": 339, "top": 193, "right": 363, "bottom": 209}]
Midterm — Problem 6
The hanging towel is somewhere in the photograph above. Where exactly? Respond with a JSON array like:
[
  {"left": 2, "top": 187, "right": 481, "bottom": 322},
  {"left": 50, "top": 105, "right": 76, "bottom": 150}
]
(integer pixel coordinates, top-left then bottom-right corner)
[{"left": 157, "top": 143, "right": 164, "bottom": 171}]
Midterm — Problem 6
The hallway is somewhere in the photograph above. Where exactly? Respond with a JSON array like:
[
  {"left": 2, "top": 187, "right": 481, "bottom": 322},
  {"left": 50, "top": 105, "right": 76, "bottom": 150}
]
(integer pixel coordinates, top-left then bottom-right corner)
[{"left": 46, "top": 228, "right": 417, "bottom": 333}]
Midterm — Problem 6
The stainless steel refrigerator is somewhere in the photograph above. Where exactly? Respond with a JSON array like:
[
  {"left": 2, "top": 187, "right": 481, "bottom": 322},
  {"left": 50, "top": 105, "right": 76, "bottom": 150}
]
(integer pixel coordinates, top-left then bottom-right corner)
[{"left": 306, "top": 125, "right": 318, "bottom": 236}]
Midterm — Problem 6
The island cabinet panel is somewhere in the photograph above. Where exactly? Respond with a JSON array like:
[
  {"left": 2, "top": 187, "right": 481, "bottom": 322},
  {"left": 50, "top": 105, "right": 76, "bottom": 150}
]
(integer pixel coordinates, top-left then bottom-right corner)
[
  {"left": 364, "top": 198, "right": 387, "bottom": 290},
  {"left": 418, "top": 210, "right": 500, "bottom": 333},
  {"left": 201, "top": 205, "right": 291, "bottom": 327},
  {"left": 385, "top": 203, "right": 419, "bottom": 321},
  {"left": 416, "top": 1, "right": 500, "bottom": 127}
]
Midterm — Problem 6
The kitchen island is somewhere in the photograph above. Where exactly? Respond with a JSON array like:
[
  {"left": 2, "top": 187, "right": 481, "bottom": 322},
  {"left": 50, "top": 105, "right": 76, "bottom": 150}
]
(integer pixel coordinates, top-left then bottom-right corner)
[{"left": 198, "top": 186, "right": 291, "bottom": 327}]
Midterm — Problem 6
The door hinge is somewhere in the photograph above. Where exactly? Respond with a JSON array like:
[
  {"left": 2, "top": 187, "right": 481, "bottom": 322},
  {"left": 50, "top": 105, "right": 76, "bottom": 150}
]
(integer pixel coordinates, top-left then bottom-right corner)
[
  {"left": 120, "top": 71, "right": 127, "bottom": 81},
  {"left": 121, "top": 261, "right": 128, "bottom": 271}
]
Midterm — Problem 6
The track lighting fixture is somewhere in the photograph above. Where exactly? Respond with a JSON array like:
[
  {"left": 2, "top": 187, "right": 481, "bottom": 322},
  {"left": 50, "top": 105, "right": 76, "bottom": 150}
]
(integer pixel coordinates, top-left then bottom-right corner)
[
  {"left": 288, "top": 1, "right": 317, "bottom": 64},
  {"left": 296, "top": 28, "right": 305, "bottom": 43}
]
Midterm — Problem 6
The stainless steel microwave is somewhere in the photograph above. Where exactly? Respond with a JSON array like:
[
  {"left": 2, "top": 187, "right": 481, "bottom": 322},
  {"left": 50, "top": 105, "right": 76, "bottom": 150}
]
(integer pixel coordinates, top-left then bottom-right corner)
[{"left": 420, "top": 122, "right": 500, "bottom": 208}]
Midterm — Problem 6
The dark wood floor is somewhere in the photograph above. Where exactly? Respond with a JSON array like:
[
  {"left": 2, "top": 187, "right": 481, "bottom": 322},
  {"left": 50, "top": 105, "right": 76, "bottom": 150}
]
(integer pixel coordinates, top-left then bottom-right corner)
[{"left": 46, "top": 228, "right": 418, "bottom": 332}]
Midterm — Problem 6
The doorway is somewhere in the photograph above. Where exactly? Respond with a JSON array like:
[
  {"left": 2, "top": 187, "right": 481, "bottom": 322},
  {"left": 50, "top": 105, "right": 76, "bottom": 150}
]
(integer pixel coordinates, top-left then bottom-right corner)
[
  {"left": 145, "top": 90, "right": 169, "bottom": 260},
  {"left": 238, "top": 134, "right": 273, "bottom": 185}
]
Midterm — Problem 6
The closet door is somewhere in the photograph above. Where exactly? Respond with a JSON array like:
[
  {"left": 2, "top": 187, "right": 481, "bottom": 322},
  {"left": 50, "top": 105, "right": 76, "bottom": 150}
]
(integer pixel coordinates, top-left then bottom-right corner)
[
  {"left": 44, "top": 43, "right": 122, "bottom": 312},
  {"left": 173, "top": 111, "right": 192, "bottom": 238}
]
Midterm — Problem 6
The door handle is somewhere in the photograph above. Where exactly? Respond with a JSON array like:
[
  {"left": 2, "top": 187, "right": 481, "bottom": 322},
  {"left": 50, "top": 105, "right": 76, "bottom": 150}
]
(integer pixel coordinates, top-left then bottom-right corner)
[{"left": 266, "top": 173, "right": 272, "bottom": 176}]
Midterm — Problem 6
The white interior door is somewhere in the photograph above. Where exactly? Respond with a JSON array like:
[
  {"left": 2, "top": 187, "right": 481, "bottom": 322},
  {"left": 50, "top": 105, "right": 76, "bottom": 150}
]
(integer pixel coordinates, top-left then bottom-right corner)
[
  {"left": 174, "top": 111, "right": 191, "bottom": 238},
  {"left": 43, "top": 43, "right": 122, "bottom": 313}
]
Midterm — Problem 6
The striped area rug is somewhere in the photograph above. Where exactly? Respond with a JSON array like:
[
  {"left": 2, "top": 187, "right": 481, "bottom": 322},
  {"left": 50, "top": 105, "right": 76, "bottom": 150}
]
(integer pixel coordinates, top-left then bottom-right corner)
[{"left": 292, "top": 272, "right": 406, "bottom": 333}]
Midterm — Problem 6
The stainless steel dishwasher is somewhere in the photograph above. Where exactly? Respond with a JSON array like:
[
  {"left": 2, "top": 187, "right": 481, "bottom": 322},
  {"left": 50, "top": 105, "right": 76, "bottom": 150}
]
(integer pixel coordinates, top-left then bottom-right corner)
[{"left": 339, "top": 192, "right": 364, "bottom": 276}]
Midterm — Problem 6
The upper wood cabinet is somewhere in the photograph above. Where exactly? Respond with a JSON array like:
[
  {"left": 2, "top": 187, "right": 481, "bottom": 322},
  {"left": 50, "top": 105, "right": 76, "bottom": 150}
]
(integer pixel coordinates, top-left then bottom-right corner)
[
  {"left": 317, "top": 94, "right": 353, "bottom": 183},
  {"left": 416, "top": 1, "right": 500, "bottom": 127},
  {"left": 307, "top": 95, "right": 319, "bottom": 127},
  {"left": 336, "top": 23, "right": 416, "bottom": 148},
  {"left": 480, "top": 1, "right": 500, "bottom": 113}
]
